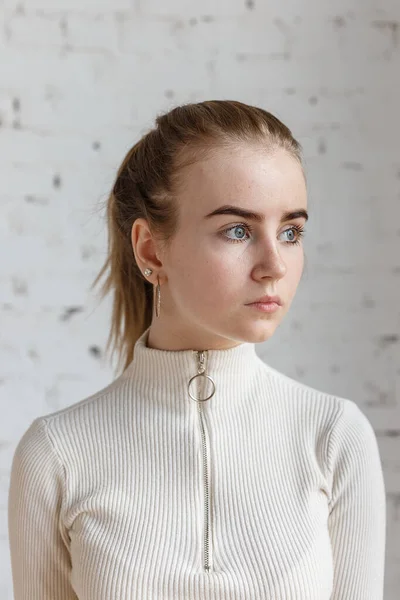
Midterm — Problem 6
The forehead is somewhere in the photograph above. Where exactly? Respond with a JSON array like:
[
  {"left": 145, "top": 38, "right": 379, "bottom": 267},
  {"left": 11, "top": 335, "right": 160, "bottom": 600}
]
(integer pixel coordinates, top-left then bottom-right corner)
[{"left": 177, "top": 146, "right": 307, "bottom": 221}]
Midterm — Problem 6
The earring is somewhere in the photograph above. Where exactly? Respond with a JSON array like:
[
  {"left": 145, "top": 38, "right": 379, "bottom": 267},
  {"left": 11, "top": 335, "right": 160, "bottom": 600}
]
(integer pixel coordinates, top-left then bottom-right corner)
[
  {"left": 155, "top": 274, "right": 161, "bottom": 318},
  {"left": 143, "top": 268, "right": 161, "bottom": 318}
]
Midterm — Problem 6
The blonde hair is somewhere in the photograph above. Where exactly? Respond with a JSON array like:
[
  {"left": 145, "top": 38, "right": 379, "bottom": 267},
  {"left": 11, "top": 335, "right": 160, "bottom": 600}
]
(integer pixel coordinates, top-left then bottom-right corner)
[{"left": 91, "top": 100, "right": 305, "bottom": 376}]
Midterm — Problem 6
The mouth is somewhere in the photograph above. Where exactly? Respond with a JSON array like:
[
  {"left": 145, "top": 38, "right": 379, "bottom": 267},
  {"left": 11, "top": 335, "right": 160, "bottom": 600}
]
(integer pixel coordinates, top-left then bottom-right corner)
[
  {"left": 245, "top": 301, "right": 281, "bottom": 313},
  {"left": 245, "top": 295, "right": 283, "bottom": 306}
]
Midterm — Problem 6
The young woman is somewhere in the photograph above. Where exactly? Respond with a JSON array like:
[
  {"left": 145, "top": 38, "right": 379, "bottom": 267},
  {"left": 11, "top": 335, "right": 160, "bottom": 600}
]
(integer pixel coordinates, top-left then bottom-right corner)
[{"left": 8, "top": 100, "right": 386, "bottom": 599}]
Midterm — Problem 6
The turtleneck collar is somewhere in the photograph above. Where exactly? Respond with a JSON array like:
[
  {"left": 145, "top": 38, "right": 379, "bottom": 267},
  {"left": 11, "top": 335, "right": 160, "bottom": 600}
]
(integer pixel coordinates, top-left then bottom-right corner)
[{"left": 123, "top": 326, "right": 261, "bottom": 408}]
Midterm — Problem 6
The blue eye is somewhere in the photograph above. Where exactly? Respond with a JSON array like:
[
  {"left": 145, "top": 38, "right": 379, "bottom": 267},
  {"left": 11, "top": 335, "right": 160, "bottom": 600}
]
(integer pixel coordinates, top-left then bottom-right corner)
[
  {"left": 222, "top": 224, "right": 250, "bottom": 242},
  {"left": 220, "top": 223, "right": 305, "bottom": 245}
]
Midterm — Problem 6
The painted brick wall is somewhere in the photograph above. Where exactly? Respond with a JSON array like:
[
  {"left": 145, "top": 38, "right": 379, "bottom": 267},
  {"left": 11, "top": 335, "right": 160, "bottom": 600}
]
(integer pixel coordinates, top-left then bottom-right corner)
[{"left": 0, "top": 0, "right": 399, "bottom": 597}]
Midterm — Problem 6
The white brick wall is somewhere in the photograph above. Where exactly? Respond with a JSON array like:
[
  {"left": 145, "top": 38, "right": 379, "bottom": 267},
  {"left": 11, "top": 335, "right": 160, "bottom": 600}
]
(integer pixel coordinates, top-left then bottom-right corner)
[{"left": 1, "top": 0, "right": 399, "bottom": 596}]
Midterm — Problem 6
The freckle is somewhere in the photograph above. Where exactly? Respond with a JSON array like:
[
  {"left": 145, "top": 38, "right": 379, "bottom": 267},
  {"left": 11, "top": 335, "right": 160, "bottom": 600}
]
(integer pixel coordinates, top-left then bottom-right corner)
[{"left": 92, "top": 141, "right": 101, "bottom": 150}]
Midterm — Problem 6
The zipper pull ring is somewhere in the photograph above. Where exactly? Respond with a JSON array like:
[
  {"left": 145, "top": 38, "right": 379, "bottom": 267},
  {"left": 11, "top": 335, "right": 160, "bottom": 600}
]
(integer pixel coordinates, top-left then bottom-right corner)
[{"left": 187, "top": 351, "right": 216, "bottom": 403}]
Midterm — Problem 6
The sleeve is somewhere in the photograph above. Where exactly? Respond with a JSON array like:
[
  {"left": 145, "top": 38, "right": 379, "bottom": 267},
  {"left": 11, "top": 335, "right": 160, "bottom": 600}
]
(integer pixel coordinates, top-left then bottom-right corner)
[
  {"left": 326, "top": 399, "right": 386, "bottom": 600},
  {"left": 8, "top": 417, "right": 78, "bottom": 600}
]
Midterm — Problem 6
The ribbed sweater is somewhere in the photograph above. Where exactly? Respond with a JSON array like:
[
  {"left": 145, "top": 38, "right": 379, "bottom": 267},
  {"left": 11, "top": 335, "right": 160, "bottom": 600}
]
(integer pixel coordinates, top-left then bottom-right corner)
[{"left": 8, "top": 326, "right": 386, "bottom": 600}]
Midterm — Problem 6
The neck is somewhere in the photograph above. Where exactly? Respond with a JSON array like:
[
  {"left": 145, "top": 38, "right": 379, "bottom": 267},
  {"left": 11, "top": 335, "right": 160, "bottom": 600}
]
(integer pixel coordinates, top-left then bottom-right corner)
[
  {"left": 146, "top": 322, "right": 248, "bottom": 352},
  {"left": 122, "top": 326, "right": 261, "bottom": 409}
]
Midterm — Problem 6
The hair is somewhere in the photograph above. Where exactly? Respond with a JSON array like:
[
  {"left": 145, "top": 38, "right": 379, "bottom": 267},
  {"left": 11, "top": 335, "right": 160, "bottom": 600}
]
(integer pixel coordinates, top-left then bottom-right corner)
[{"left": 90, "top": 99, "right": 306, "bottom": 376}]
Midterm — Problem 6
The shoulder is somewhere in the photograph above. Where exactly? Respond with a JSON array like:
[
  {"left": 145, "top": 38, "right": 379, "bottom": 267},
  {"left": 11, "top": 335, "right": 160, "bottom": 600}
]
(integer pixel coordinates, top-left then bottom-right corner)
[
  {"left": 322, "top": 396, "right": 386, "bottom": 514},
  {"left": 12, "top": 372, "right": 132, "bottom": 466},
  {"left": 325, "top": 396, "right": 382, "bottom": 473},
  {"left": 9, "top": 416, "right": 65, "bottom": 497},
  {"left": 255, "top": 357, "right": 345, "bottom": 426},
  {"left": 39, "top": 371, "right": 130, "bottom": 423},
  {"left": 255, "top": 359, "right": 379, "bottom": 465}
]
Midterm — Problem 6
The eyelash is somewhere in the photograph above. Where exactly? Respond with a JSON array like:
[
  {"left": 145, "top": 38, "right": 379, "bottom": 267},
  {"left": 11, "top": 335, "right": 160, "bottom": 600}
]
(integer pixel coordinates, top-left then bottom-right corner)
[{"left": 220, "top": 223, "right": 306, "bottom": 245}]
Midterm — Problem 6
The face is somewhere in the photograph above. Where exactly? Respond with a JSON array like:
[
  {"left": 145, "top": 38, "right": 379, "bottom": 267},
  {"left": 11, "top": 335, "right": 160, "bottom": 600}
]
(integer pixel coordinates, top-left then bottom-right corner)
[{"left": 134, "top": 144, "right": 308, "bottom": 350}]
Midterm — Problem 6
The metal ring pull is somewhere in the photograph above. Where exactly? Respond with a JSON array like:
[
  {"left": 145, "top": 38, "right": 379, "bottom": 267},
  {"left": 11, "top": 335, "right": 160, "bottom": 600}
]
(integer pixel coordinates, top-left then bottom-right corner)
[{"left": 187, "top": 373, "right": 216, "bottom": 402}]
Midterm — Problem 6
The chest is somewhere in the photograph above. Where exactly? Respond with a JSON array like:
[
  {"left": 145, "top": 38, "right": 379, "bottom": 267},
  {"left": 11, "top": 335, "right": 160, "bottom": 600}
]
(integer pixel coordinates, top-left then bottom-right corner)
[{"left": 66, "top": 404, "right": 334, "bottom": 599}]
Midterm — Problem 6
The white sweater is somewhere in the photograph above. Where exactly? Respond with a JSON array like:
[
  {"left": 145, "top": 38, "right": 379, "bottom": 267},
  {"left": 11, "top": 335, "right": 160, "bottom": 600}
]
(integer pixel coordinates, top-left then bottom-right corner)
[{"left": 8, "top": 326, "right": 386, "bottom": 600}]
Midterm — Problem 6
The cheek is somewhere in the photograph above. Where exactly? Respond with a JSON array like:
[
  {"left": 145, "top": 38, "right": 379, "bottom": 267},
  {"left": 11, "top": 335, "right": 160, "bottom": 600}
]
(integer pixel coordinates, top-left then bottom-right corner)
[
  {"left": 169, "top": 237, "right": 246, "bottom": 300},
  {"left": 198, "top": 267, "right": 241, "bottom": 311},
  {"left": 286, "top": 252, "right": 305, "bottom": 288},
  {"left": 192, "top": 266, "right": 229, "bottom": 296},
  {"left": 183, "top": 263, "right": 236, "bottom": 310},
  {"left": 294, "top": 251, "right": 305, "bottom": 276}
]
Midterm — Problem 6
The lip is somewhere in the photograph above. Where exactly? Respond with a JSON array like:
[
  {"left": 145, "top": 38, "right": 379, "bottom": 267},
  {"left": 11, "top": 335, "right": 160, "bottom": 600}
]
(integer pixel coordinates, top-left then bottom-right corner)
[
  {"left": 245, "top": 295, "right": 283, "bottom": 306},
  {"left": 246, "top": 301, "right": 280, "bottom": 313}
]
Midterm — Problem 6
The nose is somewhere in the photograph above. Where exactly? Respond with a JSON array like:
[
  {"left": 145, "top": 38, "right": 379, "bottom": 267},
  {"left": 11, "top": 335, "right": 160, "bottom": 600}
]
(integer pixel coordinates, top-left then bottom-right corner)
[{"left": 253, "top": 239, "right": 287, "bottom": 280}]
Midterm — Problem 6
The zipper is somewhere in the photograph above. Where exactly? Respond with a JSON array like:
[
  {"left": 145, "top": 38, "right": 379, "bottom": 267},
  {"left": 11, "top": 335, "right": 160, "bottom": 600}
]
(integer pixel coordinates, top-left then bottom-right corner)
[{"left": 188, "top": 350, "right": 216, "bottom": 573}]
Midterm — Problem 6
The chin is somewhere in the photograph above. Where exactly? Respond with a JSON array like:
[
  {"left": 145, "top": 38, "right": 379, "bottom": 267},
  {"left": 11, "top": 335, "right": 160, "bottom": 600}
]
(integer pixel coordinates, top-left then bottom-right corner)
[
  {"left": 230, "top": 322, "right": 279, "bottom": 344},
  {"left": 249, "top": 327, "right": 277, "bottom": 343}
]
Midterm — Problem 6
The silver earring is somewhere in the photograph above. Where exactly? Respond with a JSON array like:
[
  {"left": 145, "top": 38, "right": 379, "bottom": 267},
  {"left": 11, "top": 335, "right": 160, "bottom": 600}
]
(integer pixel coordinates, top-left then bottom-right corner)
[
  {"left": 144, "top": 268, "right": 161, "bottom": 318},
  {"left": 155, "top": 274, "right": 161, "bottom": 318}
]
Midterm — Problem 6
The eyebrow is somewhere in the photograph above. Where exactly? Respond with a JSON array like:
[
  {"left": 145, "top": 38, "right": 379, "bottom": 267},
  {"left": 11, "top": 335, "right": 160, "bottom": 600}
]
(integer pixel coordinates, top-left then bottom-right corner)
[{"left": 204, "top": 204, "right": 309, "bottom": 223}]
